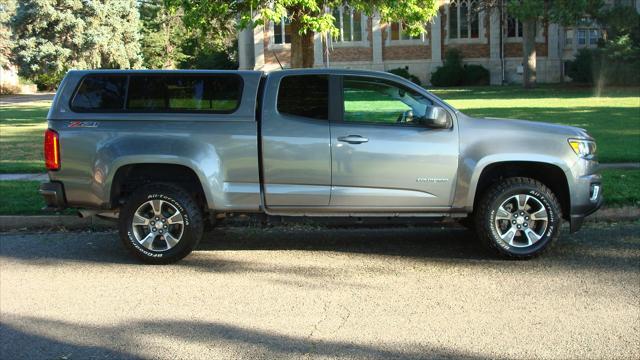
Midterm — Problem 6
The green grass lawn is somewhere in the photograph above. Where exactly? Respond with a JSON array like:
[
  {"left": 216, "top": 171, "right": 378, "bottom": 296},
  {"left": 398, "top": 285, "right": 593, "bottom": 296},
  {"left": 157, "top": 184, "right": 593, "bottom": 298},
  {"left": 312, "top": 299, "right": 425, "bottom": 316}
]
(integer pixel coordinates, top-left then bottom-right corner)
[
  {"left": 431, "top": 85, "right": 640, "bottom": 163},
  {"left": 0, "top": 100, "right": 50, "bottom": 173},
  {"left": 2, "top": 169, "right": 637, "bottom": 215},
  {"left": 601, "top": 169, "right": 640, "bottom": 207}
]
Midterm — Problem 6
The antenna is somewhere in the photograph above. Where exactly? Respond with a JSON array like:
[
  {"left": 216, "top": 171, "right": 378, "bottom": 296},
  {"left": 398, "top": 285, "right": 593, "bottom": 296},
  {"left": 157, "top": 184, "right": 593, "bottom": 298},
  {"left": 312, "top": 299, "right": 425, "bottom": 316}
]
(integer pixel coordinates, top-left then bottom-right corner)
[{"left": 272, "top": 50, "right": 284, "bottom": 70}]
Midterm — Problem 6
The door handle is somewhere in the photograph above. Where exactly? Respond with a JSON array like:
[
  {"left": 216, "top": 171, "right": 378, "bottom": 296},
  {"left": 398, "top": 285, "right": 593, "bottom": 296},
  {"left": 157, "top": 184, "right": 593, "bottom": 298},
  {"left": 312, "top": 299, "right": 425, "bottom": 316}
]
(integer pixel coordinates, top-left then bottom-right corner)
[{"left": 338, "top": 135, "right": 369, "bottom": 144}]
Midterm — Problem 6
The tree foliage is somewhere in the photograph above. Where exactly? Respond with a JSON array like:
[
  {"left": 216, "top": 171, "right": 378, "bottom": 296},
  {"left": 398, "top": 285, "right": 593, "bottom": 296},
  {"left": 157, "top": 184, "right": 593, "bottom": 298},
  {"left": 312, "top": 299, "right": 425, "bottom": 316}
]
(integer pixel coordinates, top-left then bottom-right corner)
[
  {"left": 139, "top": 0, "right": 189, "bottom": 69},
  {"left": 11, "top": 0, "right": 143, "bottom": 87},
  {"left": 169, "top": 0, "right": 440, "bottom": 68},
  {"left": 0, "top": 0, "right": 15, "bottom": 69},
  {"left": 567, "top": 3, "right": 640, "bottom": 86},
  {"left": 503, "top": 0, "right": 600, "bottom": 88},
  {"left": 140, "top": 0, "right": 237, "bottom": 70}
]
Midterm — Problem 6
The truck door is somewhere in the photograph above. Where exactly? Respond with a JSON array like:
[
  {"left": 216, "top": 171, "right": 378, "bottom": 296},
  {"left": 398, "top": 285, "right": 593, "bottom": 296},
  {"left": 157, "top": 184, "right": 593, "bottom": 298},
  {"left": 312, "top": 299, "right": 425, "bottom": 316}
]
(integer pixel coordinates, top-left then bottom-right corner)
[
  {"left": 260, "top": 73, "right": 334, "bottom": 207},
  {"left": 329, "top": 75, "right": 459, "bottom": 208}
]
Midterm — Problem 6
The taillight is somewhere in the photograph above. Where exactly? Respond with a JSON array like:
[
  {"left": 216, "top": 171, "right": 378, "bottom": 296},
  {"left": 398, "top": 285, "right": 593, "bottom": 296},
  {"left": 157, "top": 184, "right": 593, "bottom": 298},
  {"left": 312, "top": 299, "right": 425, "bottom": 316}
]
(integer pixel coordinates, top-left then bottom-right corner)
[{"left": 44, "top": 129, "right": 60, "bottom": 170}]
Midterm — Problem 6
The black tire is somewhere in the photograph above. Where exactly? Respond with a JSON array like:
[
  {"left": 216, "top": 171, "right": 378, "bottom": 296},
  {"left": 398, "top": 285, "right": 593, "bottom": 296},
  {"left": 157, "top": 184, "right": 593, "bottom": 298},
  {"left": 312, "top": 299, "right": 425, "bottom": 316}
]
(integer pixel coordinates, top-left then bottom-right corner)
[
  {"left": 119, "top": 183, "right": 203, "bottom": 264},
  {"left": 475, "top": 177, "right": 562, "bottom": 259}
]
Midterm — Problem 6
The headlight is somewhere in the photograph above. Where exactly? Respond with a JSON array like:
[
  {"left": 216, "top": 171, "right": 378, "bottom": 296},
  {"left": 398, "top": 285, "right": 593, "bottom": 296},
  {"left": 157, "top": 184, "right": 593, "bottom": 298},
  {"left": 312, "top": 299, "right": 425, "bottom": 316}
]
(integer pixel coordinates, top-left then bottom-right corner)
[{"left": 568, "top": 139, "right": 597, "bottom": 159}]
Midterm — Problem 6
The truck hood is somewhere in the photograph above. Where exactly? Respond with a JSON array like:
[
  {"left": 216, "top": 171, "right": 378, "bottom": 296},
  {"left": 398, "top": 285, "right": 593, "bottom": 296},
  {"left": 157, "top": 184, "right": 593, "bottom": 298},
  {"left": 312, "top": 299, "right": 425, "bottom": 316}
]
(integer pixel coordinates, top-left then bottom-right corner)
[{"left": 476, "top": 116, "right": 592, "bottom": 139}]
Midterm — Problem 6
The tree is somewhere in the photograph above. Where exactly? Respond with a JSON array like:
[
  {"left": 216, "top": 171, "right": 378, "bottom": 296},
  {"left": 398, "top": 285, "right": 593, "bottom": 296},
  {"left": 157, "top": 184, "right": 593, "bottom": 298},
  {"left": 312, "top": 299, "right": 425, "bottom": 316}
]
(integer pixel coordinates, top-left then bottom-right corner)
[
  {"left": 506, "top": 0, "right": 601, "bottom": 88},
  {"left": 0, "top": 0, "right": 15, "bottom": 70},
  {"left": 139, "top": 0, "right": 189, "bottom": 69},
  {"left": 169, "top": 0, "right": 439, "bottom": 69},
  {"left": 11, "top": 0, "right": 143, "bottom": 88}
]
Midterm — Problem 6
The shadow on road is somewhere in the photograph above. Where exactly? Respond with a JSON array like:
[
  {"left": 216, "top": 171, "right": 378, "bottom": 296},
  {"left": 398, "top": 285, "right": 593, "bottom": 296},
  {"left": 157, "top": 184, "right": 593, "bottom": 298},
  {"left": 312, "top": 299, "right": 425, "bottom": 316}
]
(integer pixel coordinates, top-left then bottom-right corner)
[
  {"left": 0, "top": 314, "right": 487, "bottom": 360},
  {"left": 0, "top": 222, "right": 638, "bottom": 273}
]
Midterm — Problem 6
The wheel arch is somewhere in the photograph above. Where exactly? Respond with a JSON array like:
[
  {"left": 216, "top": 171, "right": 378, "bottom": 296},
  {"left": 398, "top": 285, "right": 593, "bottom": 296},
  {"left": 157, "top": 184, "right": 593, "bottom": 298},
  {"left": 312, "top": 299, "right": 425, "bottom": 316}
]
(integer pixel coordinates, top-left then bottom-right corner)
[
  {"left": 469, "top": 160, "right": 571, "bottom": 219},
  {"left": 108, "top": 161, "right": 212, "bottom": 212}
]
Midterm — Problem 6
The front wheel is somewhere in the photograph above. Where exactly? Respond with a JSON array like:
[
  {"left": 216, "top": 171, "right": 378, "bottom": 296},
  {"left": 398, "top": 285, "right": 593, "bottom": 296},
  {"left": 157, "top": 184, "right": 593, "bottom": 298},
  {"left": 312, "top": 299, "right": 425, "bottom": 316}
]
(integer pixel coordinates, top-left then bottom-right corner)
[
  {"left": 119, "top": 183, "right": 203, "bottom": 264},
  {"left": 475, "top": 177, "right": 562, "bottom": 259}
]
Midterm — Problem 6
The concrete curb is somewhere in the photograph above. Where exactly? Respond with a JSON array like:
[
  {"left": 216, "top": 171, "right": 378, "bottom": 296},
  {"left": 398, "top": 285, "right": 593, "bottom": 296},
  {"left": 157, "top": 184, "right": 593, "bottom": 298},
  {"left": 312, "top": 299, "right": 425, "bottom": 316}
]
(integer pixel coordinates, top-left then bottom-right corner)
[
  {"left": 1, "top": 207, "right": 637, "bottom": 232},
  {"left": 0, "top": 215, "right": 116, "bottom": 232}
]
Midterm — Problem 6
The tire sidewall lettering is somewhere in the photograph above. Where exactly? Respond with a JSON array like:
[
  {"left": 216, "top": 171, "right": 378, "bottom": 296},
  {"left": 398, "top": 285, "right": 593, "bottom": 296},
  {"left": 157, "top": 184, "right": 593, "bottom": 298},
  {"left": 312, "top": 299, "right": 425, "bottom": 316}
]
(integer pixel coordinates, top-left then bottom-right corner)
[
  {"left": 126, "top": 193, "right": 192, "bottom": 257},
  {"left": 489, "top": 187, "right": 557, "bottom": 252}
]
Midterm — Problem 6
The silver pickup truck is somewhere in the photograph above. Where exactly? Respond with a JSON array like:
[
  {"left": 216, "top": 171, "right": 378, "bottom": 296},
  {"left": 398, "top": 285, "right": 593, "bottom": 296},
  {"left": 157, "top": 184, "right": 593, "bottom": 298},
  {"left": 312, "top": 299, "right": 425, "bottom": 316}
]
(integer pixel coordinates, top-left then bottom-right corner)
[{"left": 40, "top": 69, "right": 602, "bottom": 263}]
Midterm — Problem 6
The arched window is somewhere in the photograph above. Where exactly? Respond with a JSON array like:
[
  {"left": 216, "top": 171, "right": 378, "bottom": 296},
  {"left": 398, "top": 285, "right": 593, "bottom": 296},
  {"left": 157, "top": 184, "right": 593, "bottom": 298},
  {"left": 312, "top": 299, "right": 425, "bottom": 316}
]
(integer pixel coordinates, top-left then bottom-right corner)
[
  {"left": 448, "top": 0, "right": 480, "bottom": 39},
  {"left": 332, "top": 7, "right": 366, "bottom": 43}
]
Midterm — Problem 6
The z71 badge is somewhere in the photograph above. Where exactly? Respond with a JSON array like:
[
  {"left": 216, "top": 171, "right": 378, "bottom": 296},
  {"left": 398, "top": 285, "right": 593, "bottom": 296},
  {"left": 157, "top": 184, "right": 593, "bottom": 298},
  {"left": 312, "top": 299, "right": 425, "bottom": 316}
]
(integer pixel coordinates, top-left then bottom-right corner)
[{"left": 68, "top": 121, "right": 98, "bottom": 128}]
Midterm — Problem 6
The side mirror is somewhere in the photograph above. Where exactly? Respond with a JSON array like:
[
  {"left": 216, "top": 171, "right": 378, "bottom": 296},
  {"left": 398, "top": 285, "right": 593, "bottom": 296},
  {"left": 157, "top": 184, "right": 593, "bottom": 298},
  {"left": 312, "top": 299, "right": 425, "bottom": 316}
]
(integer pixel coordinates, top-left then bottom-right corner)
[{"left": 423, "top": 106, "right": 451, "bottom": 129}]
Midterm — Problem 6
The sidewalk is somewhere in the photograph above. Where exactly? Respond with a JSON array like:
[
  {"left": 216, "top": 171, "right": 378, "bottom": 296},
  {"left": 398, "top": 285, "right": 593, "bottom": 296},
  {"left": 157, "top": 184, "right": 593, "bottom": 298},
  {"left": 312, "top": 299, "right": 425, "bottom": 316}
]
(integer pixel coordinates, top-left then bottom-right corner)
[{"left": 0, "top": 173, "right": 48, "bottom": 181}]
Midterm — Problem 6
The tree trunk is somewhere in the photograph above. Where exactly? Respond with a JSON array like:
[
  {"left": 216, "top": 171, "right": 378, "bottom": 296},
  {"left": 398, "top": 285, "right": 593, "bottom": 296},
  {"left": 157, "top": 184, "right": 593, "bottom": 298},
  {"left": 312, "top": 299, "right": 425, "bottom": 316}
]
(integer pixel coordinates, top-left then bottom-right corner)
[
  {"left": 522, "top": 19, "right": 537, "bottom": 89},
  {"left": 289, "top": 17, "right": 315, "bottom": 68}
]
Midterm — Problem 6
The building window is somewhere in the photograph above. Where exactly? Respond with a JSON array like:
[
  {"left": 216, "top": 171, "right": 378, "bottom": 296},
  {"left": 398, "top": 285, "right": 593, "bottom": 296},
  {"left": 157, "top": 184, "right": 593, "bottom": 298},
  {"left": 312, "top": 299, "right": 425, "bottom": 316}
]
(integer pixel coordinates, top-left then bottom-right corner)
[
  {"left": 449, "top": 0, "right": 480, "bottom": 40},
  {"left": 577, "top": 29, "right": 587, "bottom": 45},
  {"left": 273, "top": 17, "right": 291, "bottom": 45},
  {"left": 506, "top": 15, "right": 523, "bottom": 38},
  {"left": 588, "top": 29, "right": 599, "bottom": 45},
  {"left": 565, "top": 29, "right": 574, "bottom": 48},
  {"left": 389, "top": 22, "right": 422, "bottom": 41},
  {"left": 332, "top": 7, "right": 365, "bottom": 42}
]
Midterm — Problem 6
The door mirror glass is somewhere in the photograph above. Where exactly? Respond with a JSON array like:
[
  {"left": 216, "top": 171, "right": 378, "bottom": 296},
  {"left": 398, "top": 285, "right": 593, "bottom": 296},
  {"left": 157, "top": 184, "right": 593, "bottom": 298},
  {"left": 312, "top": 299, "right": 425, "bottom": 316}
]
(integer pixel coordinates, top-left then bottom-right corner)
[{"left": 421, "top": 106, "right": 451, "bottom": 129}]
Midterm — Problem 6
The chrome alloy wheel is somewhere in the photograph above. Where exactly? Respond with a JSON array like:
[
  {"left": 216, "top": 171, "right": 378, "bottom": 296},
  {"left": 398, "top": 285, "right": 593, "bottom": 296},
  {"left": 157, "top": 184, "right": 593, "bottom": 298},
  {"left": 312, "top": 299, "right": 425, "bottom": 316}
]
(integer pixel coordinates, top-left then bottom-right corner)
[
  {"left": 131, "top": 199, "right": 185, "bottom": 252},
  {"left": 494, "top": 194, "right": 549, "bottom": 247}
]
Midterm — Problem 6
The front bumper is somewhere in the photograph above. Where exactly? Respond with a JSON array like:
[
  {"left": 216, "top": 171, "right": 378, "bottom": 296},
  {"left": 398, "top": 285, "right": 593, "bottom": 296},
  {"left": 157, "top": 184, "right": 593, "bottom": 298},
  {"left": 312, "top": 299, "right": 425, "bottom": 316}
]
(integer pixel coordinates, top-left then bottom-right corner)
[
  {"left": 569, "top": 175, "right": 603, "bottom": 233},
  {"left": 39, "top": 181, "right": 67, "bottom": 210}
]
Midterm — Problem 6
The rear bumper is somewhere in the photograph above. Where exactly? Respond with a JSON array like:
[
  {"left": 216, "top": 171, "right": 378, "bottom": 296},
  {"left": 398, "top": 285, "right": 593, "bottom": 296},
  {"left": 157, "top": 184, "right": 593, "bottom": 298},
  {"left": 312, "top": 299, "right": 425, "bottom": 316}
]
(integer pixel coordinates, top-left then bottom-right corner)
[{"left": 39, "top": 181, "right": 67, "bottom": 210}]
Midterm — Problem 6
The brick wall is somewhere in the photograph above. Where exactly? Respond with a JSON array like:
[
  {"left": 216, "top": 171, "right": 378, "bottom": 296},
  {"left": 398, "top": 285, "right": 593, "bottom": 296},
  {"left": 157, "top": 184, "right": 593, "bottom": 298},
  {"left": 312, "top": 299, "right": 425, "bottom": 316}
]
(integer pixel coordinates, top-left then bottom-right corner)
[
  {"left": 263, "top": 21, "right": 291, "bottom": 66},
  {"left": 326, "top": 18, "right": 373, "bottom": 62}
]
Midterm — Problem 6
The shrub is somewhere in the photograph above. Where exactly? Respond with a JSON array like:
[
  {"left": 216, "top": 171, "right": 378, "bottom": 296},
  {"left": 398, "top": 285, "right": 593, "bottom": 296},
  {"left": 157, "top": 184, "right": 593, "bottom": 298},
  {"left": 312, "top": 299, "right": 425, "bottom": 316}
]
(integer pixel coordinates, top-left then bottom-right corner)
[
  {"left": 567, "top": 46, "right": 640, "bottom": 85},
  {"left": 0, "top": 83, "right": 21, "bottom": 95},
  {"left": 33, "top": 71, "right": 65, "bottom": 91},
  {"left": 463, "top": 64, "right": 490, "bottom": 86},
  {"left": 567, "top": 49, "right": 595, "bottom": 83},
  {"left": 430, "top": 49, "right": 489, "bottom": 86},
  {"left": 430, "top": 49, "right": 464, "bottom": 87},
  {"left": 387, "top": 67, "right": 422, "bottom": 85},
  {"left": 430, "top": 65, "right": 464, "bottom": 86}
]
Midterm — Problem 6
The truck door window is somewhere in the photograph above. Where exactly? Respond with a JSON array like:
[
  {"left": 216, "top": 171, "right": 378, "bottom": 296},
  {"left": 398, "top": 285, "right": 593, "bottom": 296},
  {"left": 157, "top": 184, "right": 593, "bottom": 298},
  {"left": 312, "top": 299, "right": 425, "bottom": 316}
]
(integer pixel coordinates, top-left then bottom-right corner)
[
  {"left": 277, "top": 75, "right": 328, "bottom": 120},
  {"left": 343, "top": 77, "right": 432, "bottom": 125},
  {"left": 70, "top": 75, "right": 127, "bottom": 111}
]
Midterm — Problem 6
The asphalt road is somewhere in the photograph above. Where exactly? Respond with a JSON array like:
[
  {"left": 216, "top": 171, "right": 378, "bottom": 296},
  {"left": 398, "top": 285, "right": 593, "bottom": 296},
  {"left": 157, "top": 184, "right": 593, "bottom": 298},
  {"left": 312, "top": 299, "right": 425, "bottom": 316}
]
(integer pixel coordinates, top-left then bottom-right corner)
[{"left": 1, "top": 222, "right": 639, "bottom": 359}]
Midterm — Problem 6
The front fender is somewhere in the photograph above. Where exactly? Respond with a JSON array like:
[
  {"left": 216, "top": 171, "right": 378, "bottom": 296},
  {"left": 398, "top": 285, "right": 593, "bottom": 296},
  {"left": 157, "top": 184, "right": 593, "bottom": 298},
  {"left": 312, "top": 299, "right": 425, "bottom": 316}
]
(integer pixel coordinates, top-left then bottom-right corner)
[{"left": 453, "top": 154, "right": 572, "bottom": 211}]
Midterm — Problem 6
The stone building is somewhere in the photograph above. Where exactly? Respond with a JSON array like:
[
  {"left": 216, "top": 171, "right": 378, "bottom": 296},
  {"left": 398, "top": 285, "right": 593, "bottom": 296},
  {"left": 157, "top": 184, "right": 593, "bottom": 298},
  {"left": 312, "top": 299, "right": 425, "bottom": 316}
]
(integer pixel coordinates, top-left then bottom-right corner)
[{"left": 237, "top": 0, "right": 640, "bottom": 85}]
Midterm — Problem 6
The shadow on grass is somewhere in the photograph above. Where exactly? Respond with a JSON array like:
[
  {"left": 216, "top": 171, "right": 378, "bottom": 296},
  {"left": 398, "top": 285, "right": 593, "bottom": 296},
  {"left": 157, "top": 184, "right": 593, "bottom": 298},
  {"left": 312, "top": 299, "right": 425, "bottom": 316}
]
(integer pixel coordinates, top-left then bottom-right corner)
[{"left": 0, "top": 314, "right": 487, "bottom": 359}]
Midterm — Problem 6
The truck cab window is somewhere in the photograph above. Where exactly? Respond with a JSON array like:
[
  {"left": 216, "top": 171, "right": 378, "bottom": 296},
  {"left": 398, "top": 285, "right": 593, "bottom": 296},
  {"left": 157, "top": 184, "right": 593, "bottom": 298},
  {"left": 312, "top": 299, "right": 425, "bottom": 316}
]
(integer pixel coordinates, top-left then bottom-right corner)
[
  {"left": 71, "top": 75, "right": 127, "bottom": 111},
  {"left": 277, "top": 75, "right": 328, "bottom": 120},
  {"left": 343, "top": 77, "right": 432, "bottom": 125},
  {"left": 126, "top": 74, "right": 241, "bottom": 113}
]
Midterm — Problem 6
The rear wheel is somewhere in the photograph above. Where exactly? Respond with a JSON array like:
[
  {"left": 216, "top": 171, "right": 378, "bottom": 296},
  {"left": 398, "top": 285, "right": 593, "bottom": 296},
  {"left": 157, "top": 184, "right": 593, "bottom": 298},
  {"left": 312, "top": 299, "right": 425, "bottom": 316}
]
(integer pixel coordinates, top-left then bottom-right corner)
[
  {"left": 475, "top": 177, "right": 562, "bottom": 259},
  {"left": 119, "top": 183, "right": 203, "bottom": 264}
]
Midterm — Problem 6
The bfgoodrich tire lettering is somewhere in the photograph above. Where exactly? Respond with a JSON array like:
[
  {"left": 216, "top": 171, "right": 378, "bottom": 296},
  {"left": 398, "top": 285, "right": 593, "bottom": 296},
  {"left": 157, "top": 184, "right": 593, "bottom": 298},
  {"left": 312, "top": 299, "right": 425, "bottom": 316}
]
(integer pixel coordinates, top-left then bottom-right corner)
[
  {"left": 119, "top": 183, "right": 203, "bottom": 264},
  {"left": 475, "top": 177, "right": 562, "bottom": 259}
]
